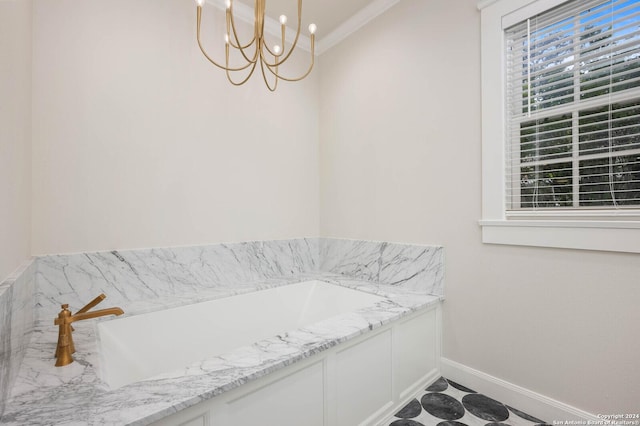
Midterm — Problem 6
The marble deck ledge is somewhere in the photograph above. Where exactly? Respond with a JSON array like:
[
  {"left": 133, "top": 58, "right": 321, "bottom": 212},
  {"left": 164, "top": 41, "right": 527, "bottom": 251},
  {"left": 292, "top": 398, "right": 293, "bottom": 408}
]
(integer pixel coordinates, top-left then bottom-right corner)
[{"left": 1, "top": 276, "right": 442, "bottom": 426}]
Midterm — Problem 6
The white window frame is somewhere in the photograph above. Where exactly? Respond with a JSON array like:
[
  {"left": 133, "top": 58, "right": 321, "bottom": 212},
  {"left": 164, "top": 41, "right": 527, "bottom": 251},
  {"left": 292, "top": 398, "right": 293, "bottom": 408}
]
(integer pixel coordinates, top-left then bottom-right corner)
[{"left": 478, "top": 0, "right": 640, "bottom": 253}]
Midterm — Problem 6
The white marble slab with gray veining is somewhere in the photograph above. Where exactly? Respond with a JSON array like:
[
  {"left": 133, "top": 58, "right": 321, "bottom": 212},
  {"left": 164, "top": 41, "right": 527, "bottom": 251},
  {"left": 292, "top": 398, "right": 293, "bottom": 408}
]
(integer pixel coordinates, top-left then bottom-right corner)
[
  {"left": 320, "top": 238, "right": 445, "bottom": 295},
  {"left": 0, "top": 238, "right": 444, "bottom": 425},
  {"left": 0, "top": 260, "right": 35, "bottom": 419},
  {"left": 35, "top": 238, "right": 320, "bottom": 324},
  {"left": 35, "top": 238, "right": 442, "bottom": 325}
]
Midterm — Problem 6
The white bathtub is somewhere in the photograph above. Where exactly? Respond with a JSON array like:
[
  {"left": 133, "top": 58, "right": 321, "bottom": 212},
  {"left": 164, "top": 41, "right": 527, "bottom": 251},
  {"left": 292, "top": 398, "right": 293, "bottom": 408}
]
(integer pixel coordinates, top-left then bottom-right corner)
[{"left": 96, "top": 280, "right": 386, "bottom": 389}]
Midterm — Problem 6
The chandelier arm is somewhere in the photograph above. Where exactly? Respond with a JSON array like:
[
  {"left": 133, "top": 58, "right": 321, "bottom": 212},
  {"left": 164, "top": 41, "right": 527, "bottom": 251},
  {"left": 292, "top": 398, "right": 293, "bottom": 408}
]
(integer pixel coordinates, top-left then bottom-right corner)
[
  {"left": 262, "top": 36, "right": 299, "bottom": 68},
  {"left": 282, "top": 23, "right": 286, "bottom": 56},
  {"left": 269, "top": 0, "right": 303, "bottom": 67},
  {"left": 225, "top": 35, "right": 258, "bottom": 86},
  {"left": 230, "top": 37, "right": 260, "bottom": 66},
  {"left": 228, "top": 5, "right": 259, "bottom": 60},
  {"left": 263, "top": 46, "right": 275, "bottom": 56},
  {"left": 252, "top": 0, "right": 299, "bottom": 66},
  {"left": 226, "top": 60, "right": 258, "bottom": 86},
  {"left": 227, "top": 3, "right": 256, "bottom": 50},
  {"left": 259, "top": 51, "right": 278, "bottom": 92},
  {"left": 262, "top": 7, "right": 286, "bottom": 58},
  {"left": 197, "top": 6, "right": 254, "bottom": 72},
  {"left": 263, "top": 35, "right": 314, "bottom": 82},
  {"left": 227, "top": 33, "right": 256, "bottom": 50}
]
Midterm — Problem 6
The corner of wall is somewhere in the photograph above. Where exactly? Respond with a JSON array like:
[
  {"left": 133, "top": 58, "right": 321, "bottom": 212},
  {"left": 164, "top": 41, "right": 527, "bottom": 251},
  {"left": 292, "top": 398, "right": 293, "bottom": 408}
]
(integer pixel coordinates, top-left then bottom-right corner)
[{"left": 0, "top": 0, "right": 33, "bottom": 283}]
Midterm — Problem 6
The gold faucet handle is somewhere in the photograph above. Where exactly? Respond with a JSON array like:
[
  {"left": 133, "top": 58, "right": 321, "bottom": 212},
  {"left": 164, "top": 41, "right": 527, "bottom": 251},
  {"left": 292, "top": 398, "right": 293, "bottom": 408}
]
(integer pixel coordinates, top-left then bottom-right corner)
[
  {"left": 76, "top": 294, "right": 106, "bottom": 315},
  {"left": 54, "top": 304, "right": 71, "bottom": 325}
]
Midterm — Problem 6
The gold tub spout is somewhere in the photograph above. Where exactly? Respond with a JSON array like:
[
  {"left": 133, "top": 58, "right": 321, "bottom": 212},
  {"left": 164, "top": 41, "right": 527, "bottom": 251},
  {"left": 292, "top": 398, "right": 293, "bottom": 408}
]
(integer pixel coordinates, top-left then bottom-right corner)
[{"left": 54, "top": 294, "right": 124, "bottom": 367}]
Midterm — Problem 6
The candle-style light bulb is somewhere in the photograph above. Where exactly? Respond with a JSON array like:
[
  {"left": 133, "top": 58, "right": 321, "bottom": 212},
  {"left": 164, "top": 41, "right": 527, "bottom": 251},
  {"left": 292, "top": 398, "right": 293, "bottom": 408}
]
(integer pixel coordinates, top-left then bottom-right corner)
[
  {"left": 224, "top": 33, "right": 230, "bottom": 44},
  {"left": 196, "top": 0, "right": 205, "bottom": 6},
  {"left": 279, "top": 15, "right": 287, "bottom": 25},
  {"left": 308, "top": 23, "right": 317, "bottom": 34},
  {"left": 225, "top": 0, "right": 231, "bottom": 8},
  {"left": 274, "top": 45, "right": 281, "bottom": 55}
]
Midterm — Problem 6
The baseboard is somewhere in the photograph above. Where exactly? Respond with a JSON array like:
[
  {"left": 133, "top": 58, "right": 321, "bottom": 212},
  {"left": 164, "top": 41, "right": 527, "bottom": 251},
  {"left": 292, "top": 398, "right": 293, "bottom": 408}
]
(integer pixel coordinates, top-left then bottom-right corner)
[{"left": 441, "top": 358, "right": 601, "bottom": 424}]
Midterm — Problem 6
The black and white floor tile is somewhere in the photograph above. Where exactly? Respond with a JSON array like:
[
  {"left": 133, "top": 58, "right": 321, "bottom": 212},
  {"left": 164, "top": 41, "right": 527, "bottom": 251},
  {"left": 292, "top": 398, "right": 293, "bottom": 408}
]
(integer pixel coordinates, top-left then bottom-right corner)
[{"left": 387, "top": 377, "right": 549, "bottom": 426}]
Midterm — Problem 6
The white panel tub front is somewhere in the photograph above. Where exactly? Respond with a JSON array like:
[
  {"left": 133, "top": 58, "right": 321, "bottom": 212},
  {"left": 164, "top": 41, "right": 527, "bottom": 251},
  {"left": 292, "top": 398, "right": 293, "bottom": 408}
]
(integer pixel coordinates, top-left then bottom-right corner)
[
  {"left": 151, "top": 304, "right": 441, "bottom": 426},
  {"left": 217, "top": 361, "right": 324, "bottom": 426},
  {"left": 336, "top": 329, "right": 393, "bottom": 426},
  {"left": 395, "top": 308, "right": 439, "bottom": 400}
]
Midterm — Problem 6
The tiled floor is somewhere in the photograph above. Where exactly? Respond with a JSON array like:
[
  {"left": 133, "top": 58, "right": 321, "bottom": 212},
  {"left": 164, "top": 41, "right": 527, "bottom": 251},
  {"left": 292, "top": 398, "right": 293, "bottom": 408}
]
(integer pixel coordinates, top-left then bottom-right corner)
[{"left": 386, "top": 377, "right": 548, "bottom": 426}]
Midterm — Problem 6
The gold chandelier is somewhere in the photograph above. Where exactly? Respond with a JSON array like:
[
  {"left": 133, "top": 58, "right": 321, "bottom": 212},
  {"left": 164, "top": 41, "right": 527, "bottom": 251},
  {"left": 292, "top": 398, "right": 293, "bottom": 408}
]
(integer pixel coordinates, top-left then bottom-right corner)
[{"left": 195, "top": 0, "right": 317, "bottom": 91}]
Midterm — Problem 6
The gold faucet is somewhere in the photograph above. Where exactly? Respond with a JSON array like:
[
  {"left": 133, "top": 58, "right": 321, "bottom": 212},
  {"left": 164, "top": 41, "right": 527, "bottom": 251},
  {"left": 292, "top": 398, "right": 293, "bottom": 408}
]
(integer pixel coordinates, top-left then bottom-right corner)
[{"left": 54, "top": 294, "right": 124, "bottom": 367}]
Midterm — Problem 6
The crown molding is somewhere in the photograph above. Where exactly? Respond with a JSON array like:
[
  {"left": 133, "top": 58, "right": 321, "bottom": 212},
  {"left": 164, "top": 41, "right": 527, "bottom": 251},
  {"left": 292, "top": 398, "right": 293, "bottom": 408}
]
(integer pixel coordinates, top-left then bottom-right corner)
[
  {"left": 477, "top": 0, "right": 500, "bottom": 10},
  {"left": 316, "top": 0, "right": 400, "bottom": 55},
  {"left": 204, "top": 0, "right": 400, "bottom": 56}
]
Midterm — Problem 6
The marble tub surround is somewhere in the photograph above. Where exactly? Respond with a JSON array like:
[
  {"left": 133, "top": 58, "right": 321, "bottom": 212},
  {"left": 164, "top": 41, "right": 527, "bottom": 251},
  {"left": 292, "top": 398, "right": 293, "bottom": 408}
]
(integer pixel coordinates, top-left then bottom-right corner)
[
  {"left": 35, "top": 238, "right": 320, "bottom": 323},
  {"left": 320, "top": 238, "right": 445, "bottom": 296},
  {"left": 1, "top": 237, "right": 444, "bottom": 425},
  {"left": 2, "top": 278, "right": 442, "bottom": 425},
  {"left": 35, "top": 238, "right": 443, "bottom": 323},
  {"left": 0, "top": 260, "right": 36, "bottom": 419}
]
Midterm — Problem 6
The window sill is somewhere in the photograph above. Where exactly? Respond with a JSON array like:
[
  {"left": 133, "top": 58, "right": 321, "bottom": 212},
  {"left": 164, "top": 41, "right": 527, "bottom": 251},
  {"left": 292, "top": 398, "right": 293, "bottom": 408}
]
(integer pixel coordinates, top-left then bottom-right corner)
[{"left": 479, "top": 220, "right": 640, "bottom": 253}]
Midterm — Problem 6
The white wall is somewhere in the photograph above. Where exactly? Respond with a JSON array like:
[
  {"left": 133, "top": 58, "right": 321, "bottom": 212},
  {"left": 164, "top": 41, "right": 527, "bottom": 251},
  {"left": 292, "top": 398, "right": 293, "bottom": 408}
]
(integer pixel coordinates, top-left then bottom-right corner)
[
  {"left": 9, "top": 0, "right": 640, "bottom": 415},
  {"left": 0, "top": 0, "right": 32, "bottom": 281},
  {"left": 319, "top": 0, "right": 639, "bottom": 415},
  {"left": 31, "top": 0, "right": 320, "bottom": 255}
]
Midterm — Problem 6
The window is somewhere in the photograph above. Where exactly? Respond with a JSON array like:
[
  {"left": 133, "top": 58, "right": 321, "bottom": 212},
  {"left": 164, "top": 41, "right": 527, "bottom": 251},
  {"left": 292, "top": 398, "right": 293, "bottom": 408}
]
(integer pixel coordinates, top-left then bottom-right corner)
[
  {"left": 505, "top": 0, "right": 640, "bottom": 213},
  {"left": 478, "top": 0, "right": 640, "bottom": 253}
]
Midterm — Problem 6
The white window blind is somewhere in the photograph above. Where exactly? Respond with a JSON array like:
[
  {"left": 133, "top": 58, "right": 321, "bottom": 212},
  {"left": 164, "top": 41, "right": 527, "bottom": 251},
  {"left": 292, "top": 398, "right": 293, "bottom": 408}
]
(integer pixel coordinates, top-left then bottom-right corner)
[{"left": 505, "top": 0, "right": 640, "bottom": 213}]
